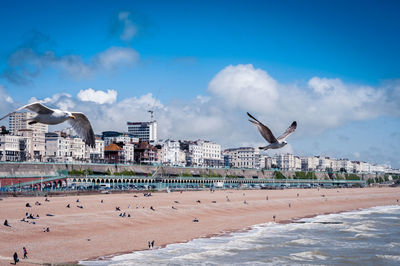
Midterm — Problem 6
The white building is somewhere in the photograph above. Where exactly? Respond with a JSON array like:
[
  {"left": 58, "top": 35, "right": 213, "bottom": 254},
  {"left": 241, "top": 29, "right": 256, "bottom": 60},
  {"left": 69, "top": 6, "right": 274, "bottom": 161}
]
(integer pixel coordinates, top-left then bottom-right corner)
[
  {"left": 9, "top": 112, "right": 48, "bottom": 135},
  {"left": 87, "top": 138, "right": 105, "bottom": 163},
  {"left": 104, "top": 135, "right": 139, "bottom": 146},
  {"left": 127, "top": 121, "right": 157, "bottom": 143},
  {"left": 160, "top": 139, "right": 186, "bottom": 166},
  {"left": 18, "top": 129, "right": 46, "bottom": 161},
  {"left": 198, "top": 140, "right": 222, "bottom": 167},
  {"left": 224, "top": 147, "right": 259, "bottom": 169},
  {"left": 0, "top": 135, "right": 21, "bottom": 161},
  {"left": 70, "top": 137, "right": 88, "bottom": 161},
  {"left": 188, "top": 142, "right": 203, "bottom": 166},
  {"left": 45, "top": 132, "right": 72, "bottom": 162},
  {"left": 274, "top": 153, "right": 301, "bottom": 171},
  {"left": 301, "top": 156, "right": 319, "bottom": 171},
  {"left": 123, "top": 143, "right": 135, "bottom": 163}
]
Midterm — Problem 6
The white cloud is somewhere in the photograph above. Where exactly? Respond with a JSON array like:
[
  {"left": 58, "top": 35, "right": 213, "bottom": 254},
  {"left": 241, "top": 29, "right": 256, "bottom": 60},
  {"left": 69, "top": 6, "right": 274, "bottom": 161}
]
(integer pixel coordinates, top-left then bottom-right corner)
[
  {"left": 118, "top": 11, "right": 137, "bottom": 41},
  {"left": 3, "top": 45, "right": 139, "bottom": 84},
  {"left": 77, "top": 88, "right": 117, "bottom": 104},
  {"left": 208, "top": 64, "right": 279, "bottom": 113},
  {"left": 94, "top": 47, "right": 139, "bottom": 70},
  {"left": 0, "top": 86, "right": 14, "bottom": 118},
  {"left": 3, "top": 64, "right": 400, "bottom": 167}
]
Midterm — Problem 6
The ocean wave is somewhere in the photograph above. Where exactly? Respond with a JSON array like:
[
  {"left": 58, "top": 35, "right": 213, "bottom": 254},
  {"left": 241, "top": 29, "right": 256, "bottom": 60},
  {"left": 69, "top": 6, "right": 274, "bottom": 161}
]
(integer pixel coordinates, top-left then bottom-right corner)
[
  {"left": 287, "top": 238, "right": 318, "bottom": 246},
  {"left": 289, "top": 250, "right": 328, "bottom": 261},
  {"left": 81, "top": 205, "right": 400, "bottom": 266},
  {"left": 376, "top": 254, "right": 400, "bottom": 262}
]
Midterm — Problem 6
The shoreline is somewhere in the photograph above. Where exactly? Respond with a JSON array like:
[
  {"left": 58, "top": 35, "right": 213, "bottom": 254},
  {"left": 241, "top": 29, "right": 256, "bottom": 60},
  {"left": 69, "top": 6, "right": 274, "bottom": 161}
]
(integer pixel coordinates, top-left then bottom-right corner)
[
  {"left": 0, "top": 187, "right": 399, "bottom": 265},
  {"left": 80, "top": 203, "right": 400, "bottom": 265}
]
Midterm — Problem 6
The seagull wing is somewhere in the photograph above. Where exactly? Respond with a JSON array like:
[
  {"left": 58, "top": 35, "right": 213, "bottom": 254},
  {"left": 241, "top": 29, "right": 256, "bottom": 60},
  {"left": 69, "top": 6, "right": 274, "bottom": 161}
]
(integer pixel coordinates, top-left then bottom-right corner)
[
  {"left": 69, "top": 112, "right": 96, "bottom": 148},
  {"left": 277, "top": 121, "right": 297, "bottom": 141},
  {"left": 0, "top": 102, "right": 54, "bottom": 121},
  {"left": 247, "top": 112, "right": 277, "bottom": 144}
]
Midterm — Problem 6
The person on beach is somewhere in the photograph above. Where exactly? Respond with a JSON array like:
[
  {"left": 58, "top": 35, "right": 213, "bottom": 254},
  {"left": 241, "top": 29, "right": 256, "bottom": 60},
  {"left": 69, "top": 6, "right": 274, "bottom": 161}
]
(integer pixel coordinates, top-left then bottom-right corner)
[
  {"left": 148, "top": 241, "right": 151, "bottom": 249},
  {"left": 4, "top": 219, "right": 10, "bottom": 227},
  {"left": 23, "top": 247, "right": 27, "bottom": 259},
  {"left": 273, "top": 215, "right": 276, "bottom": 222},
  {"left": 289, "top": 203, "right": 291, "bottom": 208},
  {"left": 266, "top": 196, "right": 268, "bottom": 200},
  {"left": 13, "top": 252, "right": 19, "bottom": 264},
  {"left": 151, "top": 240, "right": 155, "bottom": 248}
]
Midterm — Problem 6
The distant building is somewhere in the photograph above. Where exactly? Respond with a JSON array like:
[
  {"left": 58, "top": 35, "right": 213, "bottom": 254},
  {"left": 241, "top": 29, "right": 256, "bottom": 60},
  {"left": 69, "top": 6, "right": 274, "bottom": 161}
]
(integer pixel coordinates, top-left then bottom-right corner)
[
  {"left": 127, "top": 121, "right": 157, "bottom": 143},
  {"left": 104, "top": 143, "right": 124, "bottom": 164},
  {"left": 87, "top": 138, "right": 105, "bottom": 163},
  {"left": 18, "top": 129, "right": 46, "bottom": 161},
  {"left": 102, "top": 131, "right": 139, "bottom": 146},
  {"left": 134, "top": 141, "right": 158, "bottom": 164},
  {"left": 159, "top": 139, "right": 186, "bottom": 166},
  {"left": 0, "top": 135, "right": 21, "bottom": 161},
  {"left": 274, "top": 153, "right": 301, "bottom": 171},
  {"left": 224, "top": 147, "right": 259, "bottom": 169},
  {"left": 9, "top": 112, "right": 48, "bottom": 135}
]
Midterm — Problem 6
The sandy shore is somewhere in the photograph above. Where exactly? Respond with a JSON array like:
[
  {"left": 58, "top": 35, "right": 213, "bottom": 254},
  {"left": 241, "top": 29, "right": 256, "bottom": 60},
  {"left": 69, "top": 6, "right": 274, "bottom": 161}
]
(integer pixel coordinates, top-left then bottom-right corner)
[{"left": 0, "top": 187, "right": 399, "bottom": 265}]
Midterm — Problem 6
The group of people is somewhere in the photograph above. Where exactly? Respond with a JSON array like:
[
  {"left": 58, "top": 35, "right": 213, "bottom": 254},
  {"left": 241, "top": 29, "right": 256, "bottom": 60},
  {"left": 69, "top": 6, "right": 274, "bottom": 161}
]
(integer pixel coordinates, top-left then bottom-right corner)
[
  {"left": 147, "top": 240, "right": 155, "bottom": 249},
  {"left": 119, "top": 212, "right": 130, "bottom": 218}
]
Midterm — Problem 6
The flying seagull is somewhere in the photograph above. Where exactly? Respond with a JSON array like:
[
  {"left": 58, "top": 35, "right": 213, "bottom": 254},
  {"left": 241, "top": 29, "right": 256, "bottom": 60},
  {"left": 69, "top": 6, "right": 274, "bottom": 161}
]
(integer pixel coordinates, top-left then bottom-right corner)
[
  {"left": 0, "top": 102, "right": 95, "bottom": 148},
  {"left": 247, "top": 112, "right": 296, "bottom": 150}
]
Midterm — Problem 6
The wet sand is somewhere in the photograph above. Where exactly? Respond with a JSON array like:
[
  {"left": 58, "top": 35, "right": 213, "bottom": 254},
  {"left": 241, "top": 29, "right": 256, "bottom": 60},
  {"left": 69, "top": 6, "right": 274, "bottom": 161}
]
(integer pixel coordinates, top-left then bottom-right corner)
[{"left": 0, "top": 187, "right": 399, "bottom": 265}]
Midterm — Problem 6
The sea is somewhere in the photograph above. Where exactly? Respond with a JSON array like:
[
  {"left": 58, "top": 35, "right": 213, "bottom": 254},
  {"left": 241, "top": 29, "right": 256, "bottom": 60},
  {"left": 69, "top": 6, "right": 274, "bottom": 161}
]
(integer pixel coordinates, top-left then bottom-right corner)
[{"left": 81, "top": 205, "right": 400, "bottom": 266}]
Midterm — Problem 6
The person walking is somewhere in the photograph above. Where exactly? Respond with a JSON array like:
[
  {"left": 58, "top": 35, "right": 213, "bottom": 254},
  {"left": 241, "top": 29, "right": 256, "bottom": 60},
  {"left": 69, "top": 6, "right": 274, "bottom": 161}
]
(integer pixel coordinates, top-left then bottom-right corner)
[
  {"left": 151, "top": 240, "right": 155, "bottom": 248},
  {"left": 23, "top": 247, "right": 27, "bottom": 259},
  {"left": 13, "top": 252, "right": 19, "bottom": 264}
]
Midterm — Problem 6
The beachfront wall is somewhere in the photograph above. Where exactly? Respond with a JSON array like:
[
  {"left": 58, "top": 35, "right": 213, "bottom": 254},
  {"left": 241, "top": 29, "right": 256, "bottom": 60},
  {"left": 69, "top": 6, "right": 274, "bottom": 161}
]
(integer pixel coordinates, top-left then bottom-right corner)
[{"left": 0, "top": 162, "right": 384, "bottom": 187}]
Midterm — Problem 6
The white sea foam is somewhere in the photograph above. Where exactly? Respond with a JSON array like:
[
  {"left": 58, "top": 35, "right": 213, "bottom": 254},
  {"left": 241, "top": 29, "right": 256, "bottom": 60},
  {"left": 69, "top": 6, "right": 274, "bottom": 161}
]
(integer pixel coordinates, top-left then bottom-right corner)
[
  {"left": 81, "top": 205, "right": 400, "bottom": 266},
  {"left": 290, "top": 250, "right": 328, "bottom": 261},
  {"left": 376, "top": 254, "right": 400, "bottom": 262},
  {"left": 288, "top": 238, "right": 318, "bottom": 245}
]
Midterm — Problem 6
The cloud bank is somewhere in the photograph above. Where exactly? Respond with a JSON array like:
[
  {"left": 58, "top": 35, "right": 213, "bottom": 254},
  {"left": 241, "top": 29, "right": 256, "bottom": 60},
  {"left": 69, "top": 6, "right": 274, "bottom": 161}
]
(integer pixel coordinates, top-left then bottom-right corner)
[
  {"left": 1, "top": 64, "right": 399, "bottom": 165},
  {"left": 1, "top": 32, "right": 139, "bottom": 85}
]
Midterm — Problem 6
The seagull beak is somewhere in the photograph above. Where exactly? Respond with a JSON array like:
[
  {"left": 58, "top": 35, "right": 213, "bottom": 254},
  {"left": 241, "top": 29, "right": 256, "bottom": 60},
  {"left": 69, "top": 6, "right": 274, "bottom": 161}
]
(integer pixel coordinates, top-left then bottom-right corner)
[{"left": 70, "top": 115, "right": 75, "bottom": 119}]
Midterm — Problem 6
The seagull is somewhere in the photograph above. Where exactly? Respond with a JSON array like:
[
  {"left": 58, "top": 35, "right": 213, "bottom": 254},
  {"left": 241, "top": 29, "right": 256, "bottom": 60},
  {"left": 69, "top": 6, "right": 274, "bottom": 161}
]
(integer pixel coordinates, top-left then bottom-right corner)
[
  {"left": 247, "top": 112, "right": 296, "bottom": 150},
  {"left": 0, "top": 102, "right": 95, "bottom": 147}
]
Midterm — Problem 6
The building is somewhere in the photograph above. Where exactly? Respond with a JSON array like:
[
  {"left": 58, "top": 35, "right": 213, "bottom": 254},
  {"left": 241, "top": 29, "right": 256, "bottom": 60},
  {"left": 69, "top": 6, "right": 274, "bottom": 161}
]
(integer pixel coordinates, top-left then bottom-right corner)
[
  {"left": 104, "top": 143, "right": 124, "bottom": 164},
  {"left": 18, "top": 129, "right": 46, "bottom": 161},
  {"left": 102, "top": 131, "right": 139, "bottom": 146},
  {"left": 87, "top": 138, "right": 105, "bottom": 163},
  {"left": 198, "top": 140, "right": 223, "bottom": 167},
  {"left": 301, "top": 156, "right": 319, "bottom": 171},
  {"left": 224, "top": 147, "right": 259, "bottom": 169},
  {"left": 9, "top": 112, "right": 48, "bottom": 135},
  {"left": 0, "top": 134, "right": 21, "bottom": 161},
  {"left": 70, "top": 137, "right": 88, "bottom": 161},
  {"left": 127, "top": 121, "right": 157, "bottom": 143},
  {"left": 274, "top": 153, "right": 301, "bottom": 171},
  {"left": 45, "top": 132, "right": 72, "bottom": 162},
  {"left": 134, "top": 141, "right": 158, "bottom": 164},
  {"left": 123, "top": 143, "right": 135, "bottom": 163}
]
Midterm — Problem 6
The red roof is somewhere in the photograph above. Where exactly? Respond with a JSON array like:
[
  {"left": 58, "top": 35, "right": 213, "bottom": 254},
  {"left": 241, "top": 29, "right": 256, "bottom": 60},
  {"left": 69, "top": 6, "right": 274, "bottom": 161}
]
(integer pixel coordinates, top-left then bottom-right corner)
[{"left": 104, "top": 143, "right": 123, "bottom": 151}]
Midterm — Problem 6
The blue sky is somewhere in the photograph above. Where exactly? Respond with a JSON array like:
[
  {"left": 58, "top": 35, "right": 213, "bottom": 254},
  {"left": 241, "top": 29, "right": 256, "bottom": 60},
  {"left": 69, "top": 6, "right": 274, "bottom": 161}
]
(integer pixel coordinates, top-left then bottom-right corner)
[{"left": 0, "top": 0, "right": 399, "bottom": 168}]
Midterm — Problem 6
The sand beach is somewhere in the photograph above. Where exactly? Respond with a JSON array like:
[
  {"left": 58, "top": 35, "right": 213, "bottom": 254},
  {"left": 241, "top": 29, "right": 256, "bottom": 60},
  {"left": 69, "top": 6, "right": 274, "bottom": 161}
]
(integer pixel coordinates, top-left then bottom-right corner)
[{"left": 0, "top": 187, "right": 399, "bottom": 265}]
